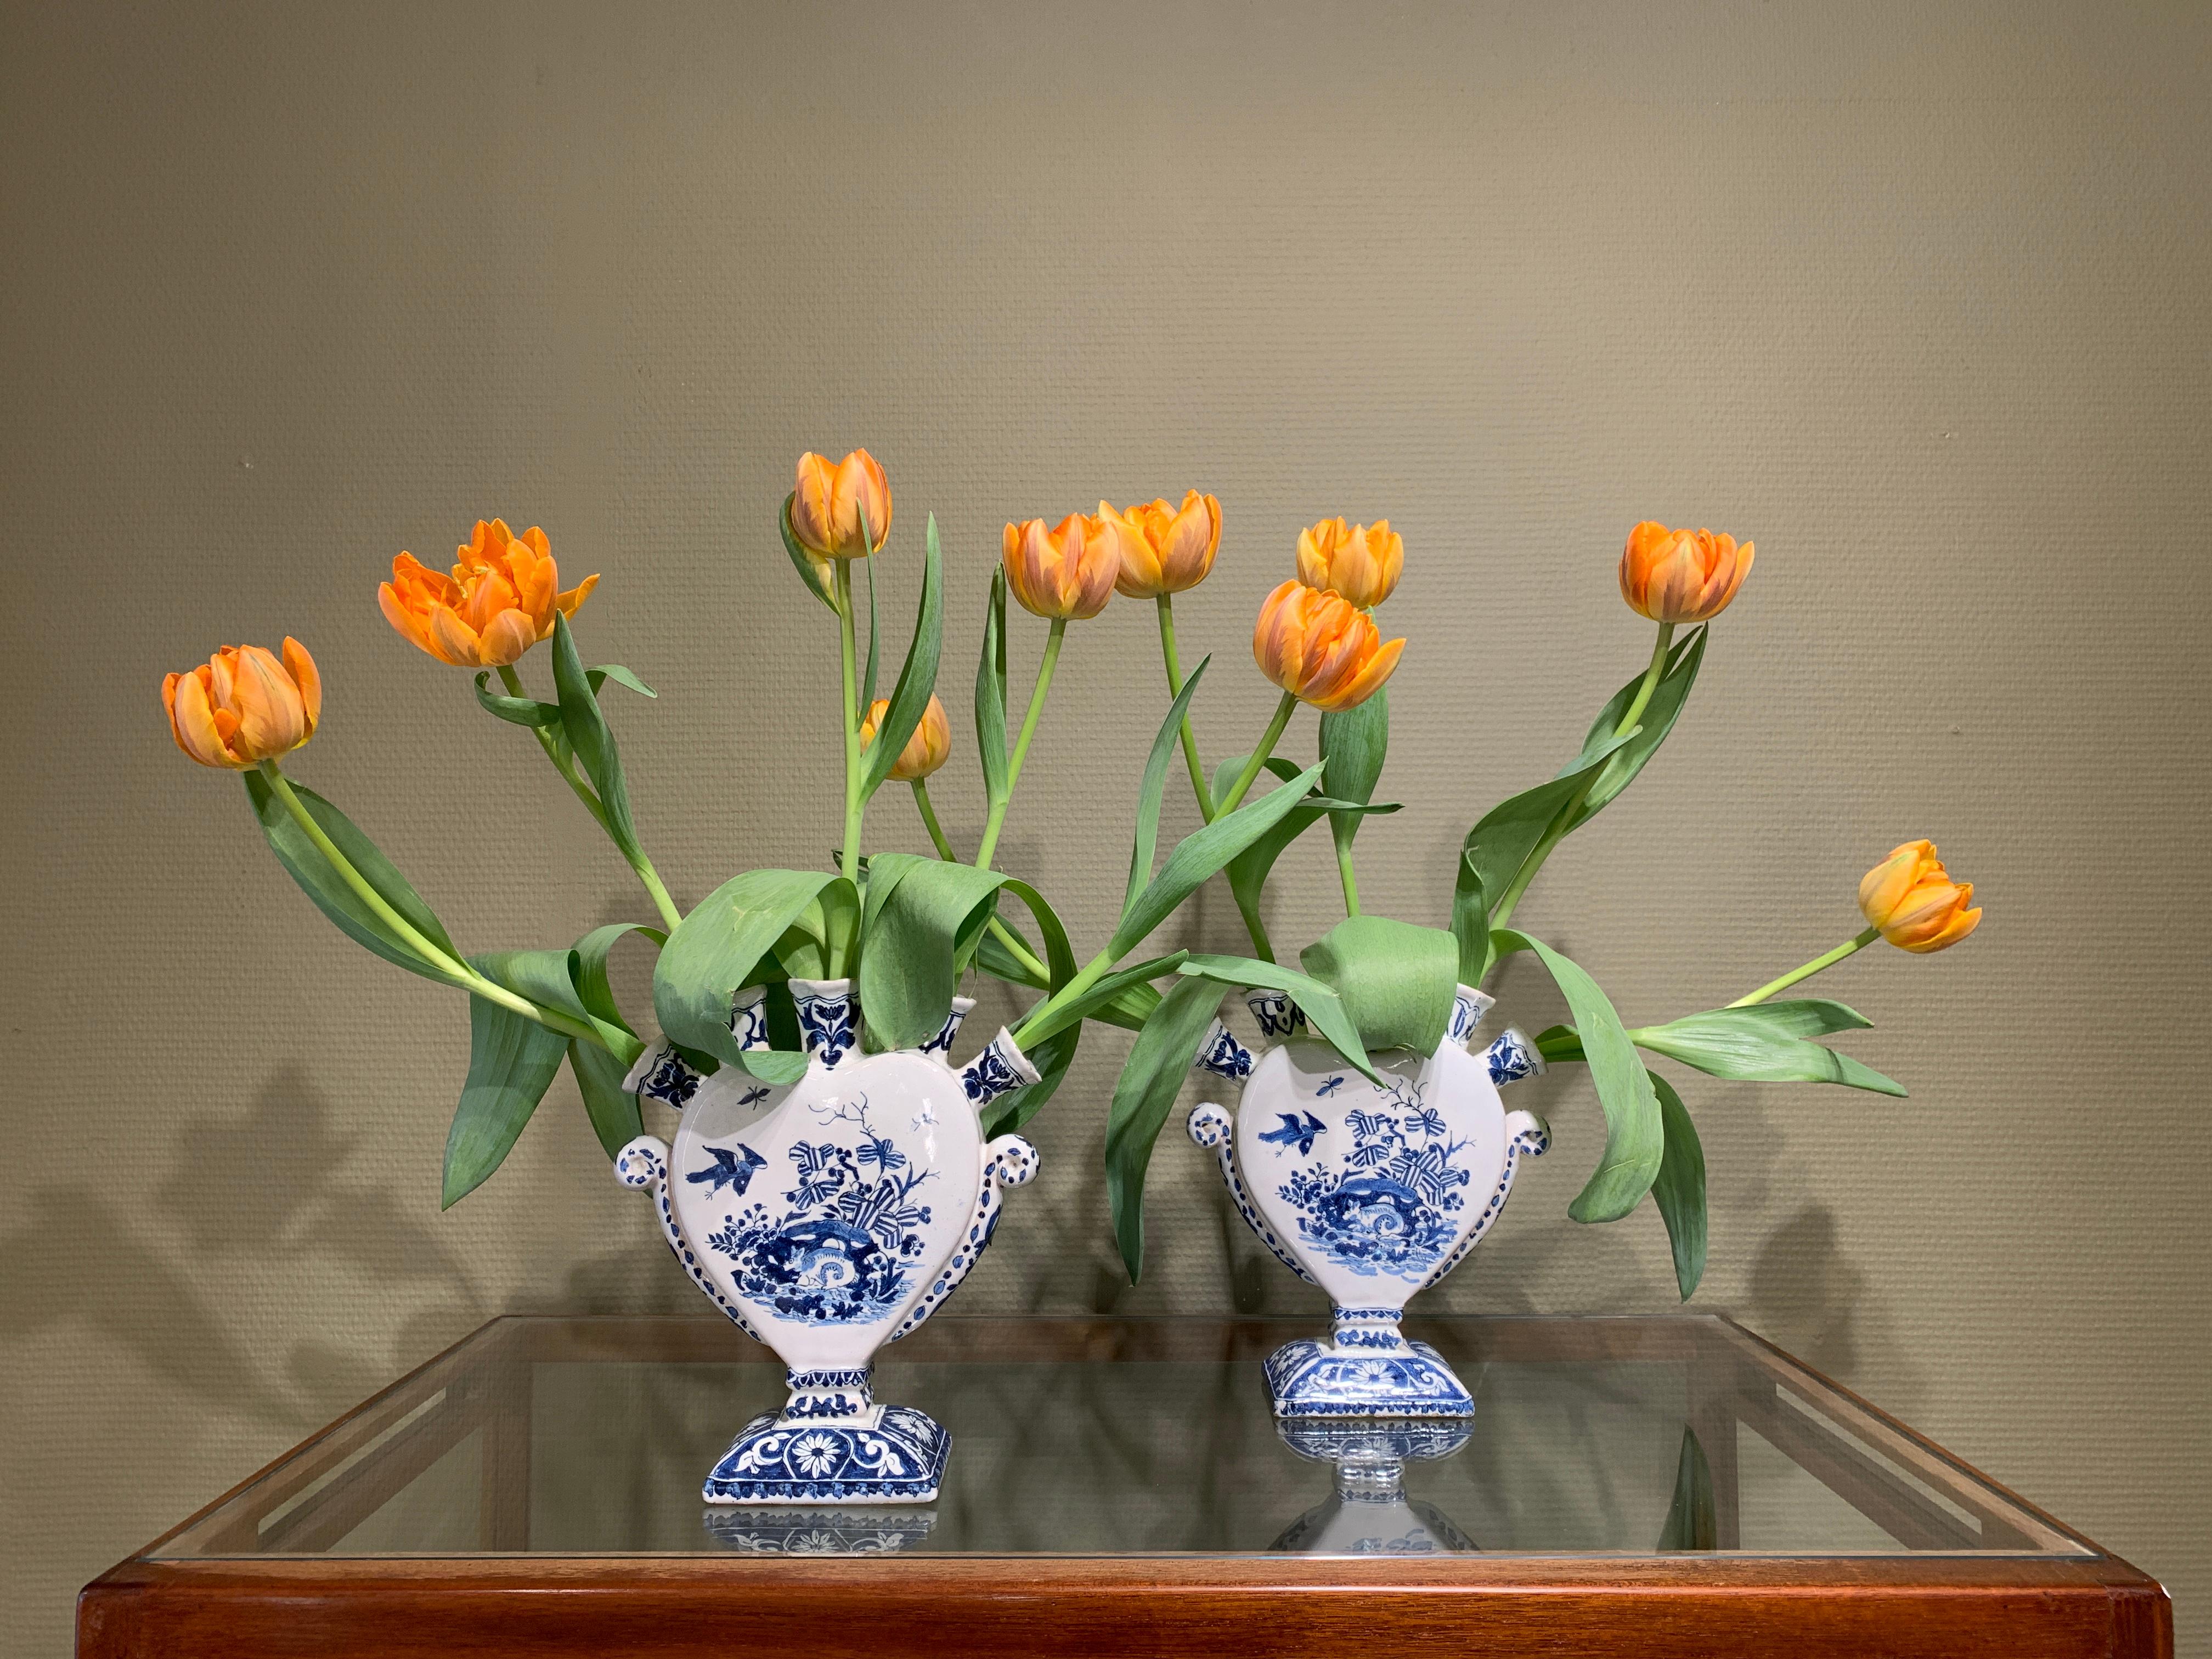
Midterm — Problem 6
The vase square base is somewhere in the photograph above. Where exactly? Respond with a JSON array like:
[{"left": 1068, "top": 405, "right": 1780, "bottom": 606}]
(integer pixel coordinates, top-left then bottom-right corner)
[
  {"left": 1263, "top": 1338, "right": 1476, "bottom": 1419},
  {"left": 702, "top": 1404, "right": 949, "bottom": 1505}
]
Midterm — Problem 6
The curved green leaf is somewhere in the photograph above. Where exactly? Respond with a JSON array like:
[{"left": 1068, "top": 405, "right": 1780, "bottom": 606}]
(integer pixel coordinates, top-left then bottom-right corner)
[
  {"left": 1175, "top": 953, "right": 1378, "bottom": 1084},
  {"left": 569, "top": 1038, "right": 643, "bottom": 1158},
  {"left": 551, "top": 612, "right": 640, "bottom": 862},
  {"left": 1630, "top": 1004, "right": 1904, "bottom": 1096},
  {"left": 1452, "top": 850, "right": 1488, "bottom": 987},
  {"left": 443, "top": 968, "right": 571, "bottom": 1207},
  {"left": 1110, "top": 761, "right": 1327, "bottom": 958},
  {"left": 589, "top": 664, "right": 655, "bottom": 699},
  {"left": 1105, "top": 975, "right": 1226, "bottom": 1282},
  {"left": 1299, "top": 915, "right": 1458, "bottom": 1057},
  {"left": 974, "top": 567, "right": 1011, "bottom": 806},
  {"left": 1126, "top": 657, "right": 1211, "bottom": 912},
  {"left": 1650, "top": 1072, "right": 1707, "bottom": 1301},
  {"left": 1656, "top": 1426, "right": 1718, "bottom": 1550},
  {"left": 859, "top": 514, "right": 944, "bottom": 799},
  {"left": 241, "top": 772, "right": 465, "bottom": 986},
  {"left": 859, "top": 854, "right": 1014, "bottom": 1052},
  {"left": 778, "top": 492, "right": 837, "bottom": 610},
  {"left": 861, "top": 555, "right": 882, "bottom": 714},
  {"left": 1217, "top": 751, "right": 1401, "bottom": 925},
  {"left": 1015, "top": 952, "right": 1188, "bottom": 1047},
  {"left": 472, "top": 672, "right": 561, "bottom": 728},
  {"left": 1492, "top": 928, "right": 1663, "bottom": 1222},
  {"left": 571, "top": 922, "right": 662, "bottom": 1037},
  {"left": 1320, "top": 684, "right": 1388, "bottom": 858},
  {"left": 654, "top": 870, "right": 837, "bottom": 1073},
  {"left": 1567, "top": 627, "right": 1706, "bottom": 831}
]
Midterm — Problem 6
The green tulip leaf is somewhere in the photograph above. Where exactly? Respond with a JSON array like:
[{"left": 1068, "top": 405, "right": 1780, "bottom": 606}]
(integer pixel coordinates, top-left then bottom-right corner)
[
  {"left": 1650, "top": 1071, "right": 1707, "bottom": 1301},
  {"left": 858, "top": 854, "right": 1015, "bottom": 1052},
  {"left": 1109, "top": 761, "right": 1328, "bottom": 958},
  {"left": 859, "top": 514, "right": 944, "bottom": 799},
  {"left": 1126, "top": 657, "right": 1211, "bottom": 912},
  {"left": 779, "top": 492, "right": 837, "bottom": 611},
  {"left": 1455, "top": 726, "right": 1642, "bottom": 979},
  {"left": 974, "top": 567, "right": 1011, "bottom": 806},
  {"left": 1216, "top": 752, "right": 1402, "bottom": 928},
  {"left": 1319, "top": 684, "right": 1388, "bottom": 857},
  {"left": 1566, "top": 627, "right": 1706, "bottom": 832},
  {"left": 1105, "top": 975, "right": 1227, "bottom": 1283},
  {"left": 442, "top": 962, "right": 573, "bottom": 1207},
  {"left": 1452, "top": 850, "right": 1489, "bottom": 988},
  {"left": 653, "top": 869, "right": 840, "bottom": 1073},
  {"left": 474, "top": 947, "right": 641, "bottom": 1067},
  {"left": 242, "top": 771, "right": 465, "bottom": 986},
  {"left": 1015, "top": 953, "right": 1189, "bottom": 1047},
  {"left": 1491, "top": 928, "right": 1663, "bottom": 1222},
  {"left": 471, "top": 673, "right": 562, "bottom": 728},
  {"left": 1630, "top": 1003, "right": 1904, "bottom": 1096},
  {"left": 1299, "top": 915, "right": 1458, "bottom": 1057},
  {"left": 1175, "top": 953, "right": 1379, "bottom": 1084},
  {"left": 569, "top": 1037, "right": 644, "bottom": 1158},
  {"left": 861, "top": 554, "right": 882, "bottom": 714},
  {"left": 551, "top": 612, "right": 642, "bottom": 864}
]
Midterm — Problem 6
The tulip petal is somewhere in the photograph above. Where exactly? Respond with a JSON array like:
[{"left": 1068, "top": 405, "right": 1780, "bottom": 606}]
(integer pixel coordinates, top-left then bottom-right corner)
[
  {"left": 379, "top": 582, "right": 436, "bottom": 654},
  {"left": 1902, "top": 904, "right": 1982, "bottom": 953},
  {"left": 1329, "top": 634, "right": 1405, "bottom": 711},
  {"left": 1858, "top": 842, "right": 1929, "bottom": 926},
  {"left": 229, "top": 644, "right": 307, "bottom": 758},
  {"left": 170, "top": 664, "right": 242, "bottom": 767},
  {"left": 428, "top": 605, "right": 485, "bottom": 667},
  {"left": 555, "top": 573, "right": 599, "bottom": 621},
  {"left": 282, "top": 637, "right": 322, "bottom": 738},
  {"left": 478, "top": 608, "right": 538, "bottom": 667}
]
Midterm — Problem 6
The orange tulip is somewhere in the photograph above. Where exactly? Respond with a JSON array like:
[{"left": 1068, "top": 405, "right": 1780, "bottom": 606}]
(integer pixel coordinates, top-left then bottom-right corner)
[
  {"left": 1109, "top": 491, "right": 1222, "bottom": 597},
  {"left": 1296, "top": 516, "right": 1403, "bottom": 609},
  {"left": 1001, "top": 514, "right": 1121, "bottom": 620},
  {"left": 1618, "top": 522, "right": 1754, "bottom": 624},
  {"left": 379, "top": 520, "right": 598, "bottom": 669},
  {"left": 163, "top": 639, "right": 323, "bottom": 769},
  {"left": 861, "top": 693, "right": 952, "bottom": 781},
  {"left": 1252, "top": 580, "right": 1404, "bottom": 712},
  {"left": 1858, "top": 840, "right": 1983, "bottom": 953},
  {"left": 790, "top": 449, "right": 891, "bottom": 558}
]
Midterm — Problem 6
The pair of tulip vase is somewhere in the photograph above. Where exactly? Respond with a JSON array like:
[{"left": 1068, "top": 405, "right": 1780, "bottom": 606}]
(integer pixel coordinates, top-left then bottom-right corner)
[{"left": 617, "top": 977, "right": 1547, "bottom": 1503}]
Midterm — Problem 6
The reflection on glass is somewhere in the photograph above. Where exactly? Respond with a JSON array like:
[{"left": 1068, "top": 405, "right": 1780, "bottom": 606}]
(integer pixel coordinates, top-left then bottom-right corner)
[
  {"left": 701, "top": 1506, "right": 939, "bottom": 1556},
  {"left": 1271, "top": 1420, "right": 1478, "bottom": 1555}
]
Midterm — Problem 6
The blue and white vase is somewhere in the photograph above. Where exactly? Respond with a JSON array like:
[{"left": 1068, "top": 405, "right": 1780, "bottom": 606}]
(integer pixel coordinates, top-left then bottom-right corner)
[
  {"left": 617, "top": 979, "right": 1037, "bottom": 1504},
  {"left": 1188, "top": 984, "right": 1550, "bottom": 1418}
]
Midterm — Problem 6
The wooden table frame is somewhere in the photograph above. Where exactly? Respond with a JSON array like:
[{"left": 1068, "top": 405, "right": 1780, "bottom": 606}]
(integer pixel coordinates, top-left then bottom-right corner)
[{"left": 78, "top": 1315, "right": 2171, "bottom": 1658}]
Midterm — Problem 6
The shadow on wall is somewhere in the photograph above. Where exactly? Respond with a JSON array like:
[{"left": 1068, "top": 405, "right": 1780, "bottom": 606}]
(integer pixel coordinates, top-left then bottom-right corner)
[{"left": 0, "top": 1065, "right": 489, "bottom": 1424}]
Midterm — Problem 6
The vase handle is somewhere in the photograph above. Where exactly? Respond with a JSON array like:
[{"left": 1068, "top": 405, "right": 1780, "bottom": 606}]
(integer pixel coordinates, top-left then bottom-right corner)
[
  {"left": 1188, "top": 1102, "right": 1315, "bottom": 1285},
  {"left": 1420, "top": 1108, "right": 1553, "bottom": 1290},
  {"left": 887, "top": 1132, "right": 1040, "bottom": 1342},
  {"left": 614, "top": 1136, "right": 769, "bottom": 1343}
]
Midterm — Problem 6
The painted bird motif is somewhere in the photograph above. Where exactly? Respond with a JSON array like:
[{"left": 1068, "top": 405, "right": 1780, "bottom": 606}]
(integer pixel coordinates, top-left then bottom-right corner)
[
  {"left": 1259, "top": 1111, "right": 1329, "bottom": 1155},
  {"left": 687, "top": 1143, "right": 769, "bottom": 1195}
]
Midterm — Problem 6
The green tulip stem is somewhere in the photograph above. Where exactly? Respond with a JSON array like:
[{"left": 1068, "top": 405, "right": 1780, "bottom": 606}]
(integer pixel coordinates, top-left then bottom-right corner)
[
  {"left": 256, "top": 760, "right": 603, "bottom": 1047},
  {"left": 835, "top": 560, "right": 866, "bottom": 889},
  {"left": 1336, "top": 838, "right": 1361, "bottom": 917},
  {"left": 1488, "top": 620, "right": 1674, "bottom": 935},
  {"left": 1218, "top": 691, "right": 1299, "bottom": 817},
  {"left": 1008, "top": 946, "right": 1114, "bottom": 1051},
  {"left": 1726, "top": 926, "right": 1882, "bottom": 1007},
  {"left": 973, "top": 618, "right": 1065, "bottom": 872},
  {"left": 496, "top": 664, "right": 682, "bottom": 932},
  {"left": 1155, "top": 595, "right": 1216, "bottom": 823},
  {"left": 911, "top": 778, "right": 956, "bottom": 860}
]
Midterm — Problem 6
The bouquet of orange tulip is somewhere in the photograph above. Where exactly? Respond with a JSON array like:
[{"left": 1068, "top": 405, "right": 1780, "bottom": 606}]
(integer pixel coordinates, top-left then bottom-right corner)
[{"left": 162, "top": 455, "right": 1979, "bottom": 1301}]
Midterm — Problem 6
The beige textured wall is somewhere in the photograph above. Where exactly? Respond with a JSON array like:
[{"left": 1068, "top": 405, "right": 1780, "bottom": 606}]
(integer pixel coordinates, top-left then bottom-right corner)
[{"left": 4, "top": 0, "right": 2209, "bottom": 1652}]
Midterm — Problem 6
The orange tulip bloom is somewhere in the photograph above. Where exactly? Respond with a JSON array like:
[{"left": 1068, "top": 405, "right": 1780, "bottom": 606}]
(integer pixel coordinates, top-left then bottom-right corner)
[
  {"left": 1618, "top": 522, "right": 1754, "bottom": 624},
  {"left": 861, "top": 694, "right": 952, "bottom": 781},
  {"left": 1296, "top": 516, "right": 1403, "bottom": 609},
  {"left": 790, "top": 449, "right": 891, "bottom": 558},
  {"left": 1252, "top": 580, "right": 1404, "bottom": 712},
  {"left": 1858, "top": 840, "right": 1983, "bottom": 953},
  {"left": 1109, "top": 491, "right": 1222, "bottom": 597},
  {"left": 1001, "top": 514, "right": 1121, "bottom": 620},
  {"left": 163, "top": 639, "right": 323, "bottom": 769},
  {"left": 379, "top": 520, "right": 599, "bottom": 668}
]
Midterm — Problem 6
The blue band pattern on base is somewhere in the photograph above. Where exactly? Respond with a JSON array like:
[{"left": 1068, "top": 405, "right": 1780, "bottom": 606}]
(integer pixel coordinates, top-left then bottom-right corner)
[
  {"left": 1263, "top": 1335, "right": 1476, "bottom": 1419},
  {"left": 703, "top": 1403, "right": 950, "bottom": 1505}
]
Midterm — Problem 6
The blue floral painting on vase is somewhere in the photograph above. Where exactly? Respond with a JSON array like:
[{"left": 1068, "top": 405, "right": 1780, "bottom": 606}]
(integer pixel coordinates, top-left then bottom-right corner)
[
  {"left": 1274, "top": 1083, "right": 1471, "bottom": 1279},
  {"left": 704, "top": 1096, "right": 935, "bottom": 1324}
]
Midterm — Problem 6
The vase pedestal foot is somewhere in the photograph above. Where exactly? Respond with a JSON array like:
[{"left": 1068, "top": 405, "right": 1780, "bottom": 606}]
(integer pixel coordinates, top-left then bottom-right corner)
[
  {"left": 1263, "top": 1336, "right": 1476, "bottom": 1419},
  {"left": 702, "top": 1403, "right": 949, "bottom": 1505}
]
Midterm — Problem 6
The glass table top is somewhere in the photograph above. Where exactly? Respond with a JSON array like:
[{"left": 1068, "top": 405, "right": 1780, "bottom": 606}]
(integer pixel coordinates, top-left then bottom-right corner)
[{"left": 151, "top": 1315, "right": 2087, "bottom": 1560}]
